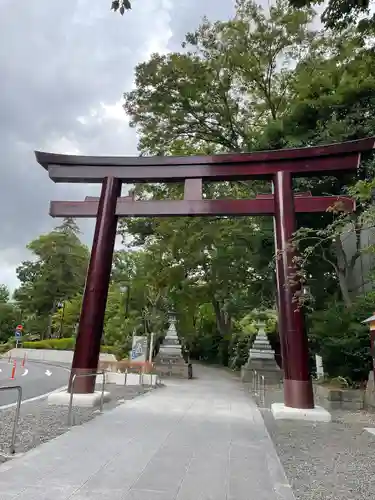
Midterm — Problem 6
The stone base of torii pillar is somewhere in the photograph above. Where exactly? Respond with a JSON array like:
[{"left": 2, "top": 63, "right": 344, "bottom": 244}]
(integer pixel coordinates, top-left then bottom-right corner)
[{"left": 241, "top": 322, "right": 282, "bottom": 385}]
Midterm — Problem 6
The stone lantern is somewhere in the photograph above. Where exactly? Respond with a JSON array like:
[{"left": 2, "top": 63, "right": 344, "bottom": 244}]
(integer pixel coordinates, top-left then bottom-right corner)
[
  {"left": 241, "top": 321, "right": 282, "bottom": 384},
  {"left": 154, "top": 311, "right": 190, "bottom": 378}
]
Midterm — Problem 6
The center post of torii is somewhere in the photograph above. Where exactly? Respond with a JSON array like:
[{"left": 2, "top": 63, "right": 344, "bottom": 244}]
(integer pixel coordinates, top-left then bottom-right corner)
[{"left": 35, "top": 137, "right": 375, "bottom": 418}]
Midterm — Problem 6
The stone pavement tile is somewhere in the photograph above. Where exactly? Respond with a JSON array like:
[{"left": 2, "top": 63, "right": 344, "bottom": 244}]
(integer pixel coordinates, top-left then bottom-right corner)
[
  {"left": 229, "top": 455, "right": 269, "bottom": 479},
  {"left": 124, "top": 489, "right": 177, "bottom": 500},
  {"left": 0, "top": 365, "right": 294, "bottom": 500},
  {"left": 131, "top": 455, "right": 190, "bottom": 493},
  {"left": 9, "top": 485, "right": 78, "bottom": 500},
  {"left": 176, "top": 454, "right": 229, "bottom": 500},
  {"left": 228, "top": 475, "right": 276, "bottom": 500},
  {"left": 70, "top": 489, "right": 127, "bottom": 500}
]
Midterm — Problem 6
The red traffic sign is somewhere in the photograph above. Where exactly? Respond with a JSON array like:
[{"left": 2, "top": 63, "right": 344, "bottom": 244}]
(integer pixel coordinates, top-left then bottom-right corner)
[{"left": 16, "top": 325, "right": 23, "bottom": 331}]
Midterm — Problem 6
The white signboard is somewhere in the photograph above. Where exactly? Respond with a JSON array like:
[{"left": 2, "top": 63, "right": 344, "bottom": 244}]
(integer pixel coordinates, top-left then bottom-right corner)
[{"left": 130, "top": 336, "right": 148, "bottom": 362}]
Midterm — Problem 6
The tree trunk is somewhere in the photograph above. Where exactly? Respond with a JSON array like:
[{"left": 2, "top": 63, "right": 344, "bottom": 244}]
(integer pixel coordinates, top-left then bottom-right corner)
[
  {"left": 338, "top": 269, "right": 353, "bottom": 307},
  {"left": 212, "top": 298, "right": 231, "bottom": 366}
]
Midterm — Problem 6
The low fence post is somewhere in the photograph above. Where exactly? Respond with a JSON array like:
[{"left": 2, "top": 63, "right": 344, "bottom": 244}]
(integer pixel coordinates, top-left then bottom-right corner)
[
  {"left": 67, "top": 370, "right": 105, "bottom": 427},
  {"left": 0, "top": 386, "right": 22, "bottom": 455}
]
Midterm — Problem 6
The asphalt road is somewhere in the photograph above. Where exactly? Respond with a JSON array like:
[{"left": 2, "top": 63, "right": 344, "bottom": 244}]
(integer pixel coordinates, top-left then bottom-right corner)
[{"left": 0, "top": 358, "right": 70, "bottom": 407}]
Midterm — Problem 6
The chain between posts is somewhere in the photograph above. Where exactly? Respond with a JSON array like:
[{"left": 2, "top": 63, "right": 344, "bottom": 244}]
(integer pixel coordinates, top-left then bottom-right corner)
[
  {"left": 0, "top": 385, "right": 22, "bottom": 455},
  {"left": 68, "top": 370, "right": 106, "bottom": 427}
]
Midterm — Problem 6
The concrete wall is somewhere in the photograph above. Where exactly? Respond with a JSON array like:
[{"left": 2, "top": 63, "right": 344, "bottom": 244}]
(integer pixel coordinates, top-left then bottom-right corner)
[
  {"left": 5, "top": 348, "right": 116, "bottom": 364},
  {"left": 96, "top": 372, "right": 160, "bottom": 387},
  {"left": 340, "top": 224, "right": 375, "bottom": 295}
]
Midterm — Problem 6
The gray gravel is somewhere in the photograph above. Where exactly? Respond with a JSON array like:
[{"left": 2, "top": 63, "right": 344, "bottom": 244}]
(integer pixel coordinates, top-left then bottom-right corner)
[
  {"left": 0, "top": 384, "right": 153, "bottom": 463},
  {"left": 249, "top": 384, "right": 375, "bottom": 500}
]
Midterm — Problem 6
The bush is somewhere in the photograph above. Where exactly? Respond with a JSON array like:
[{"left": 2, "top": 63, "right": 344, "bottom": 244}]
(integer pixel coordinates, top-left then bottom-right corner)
[{"left": 308, "top": 293, "right": 375, "bottom": 383}]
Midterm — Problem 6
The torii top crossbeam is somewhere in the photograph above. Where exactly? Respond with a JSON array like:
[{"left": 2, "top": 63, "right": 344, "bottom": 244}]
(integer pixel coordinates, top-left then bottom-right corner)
[{"left": 35, "top": 137, "right": 375, "bottom": 183}]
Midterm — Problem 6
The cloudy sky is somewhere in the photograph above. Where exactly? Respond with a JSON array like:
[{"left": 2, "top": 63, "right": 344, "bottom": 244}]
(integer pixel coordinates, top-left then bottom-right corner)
[{"left": 0, "top": 0, "right": 237, "bottom": 291}]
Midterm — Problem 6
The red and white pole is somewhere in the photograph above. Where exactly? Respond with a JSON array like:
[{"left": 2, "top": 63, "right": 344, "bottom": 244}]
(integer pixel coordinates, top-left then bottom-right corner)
[
  {"left": 10, "top": 360, "right": 16, "bottom": 380},
  {"left": 21, "top": 353, "right": 27, "bottom": 368}
]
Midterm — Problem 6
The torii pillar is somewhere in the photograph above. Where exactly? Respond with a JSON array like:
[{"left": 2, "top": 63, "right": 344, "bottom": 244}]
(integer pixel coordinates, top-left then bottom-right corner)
[
  {"left": 273, "top": 172, "right": 313, "bottom": 409},
  {"left": 69, "top": 177, "right": 121, "bottom": 393}
]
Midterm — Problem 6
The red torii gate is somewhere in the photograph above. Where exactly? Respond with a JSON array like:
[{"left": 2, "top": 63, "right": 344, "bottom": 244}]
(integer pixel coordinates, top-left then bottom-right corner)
[{"left": 35, "top": 137, "right": 374, "bottom": 411}]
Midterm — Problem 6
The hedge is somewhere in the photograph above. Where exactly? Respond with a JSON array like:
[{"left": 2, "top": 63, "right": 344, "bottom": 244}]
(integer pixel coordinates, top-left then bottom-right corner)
[
  {"left": 22, "top": 338, "right": 117, "bottom": 355},
  {"left": 23, "top": 338, "right": 76, "bottom": 350}
]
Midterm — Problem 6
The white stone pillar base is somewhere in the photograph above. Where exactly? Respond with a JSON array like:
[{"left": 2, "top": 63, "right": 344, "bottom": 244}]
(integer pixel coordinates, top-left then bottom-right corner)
[
  {"left": 271, "top": 402, "right": 331, "bottom": 422},
  {"left": 48, "top": 390, "right": 111, "bottom": 407}
]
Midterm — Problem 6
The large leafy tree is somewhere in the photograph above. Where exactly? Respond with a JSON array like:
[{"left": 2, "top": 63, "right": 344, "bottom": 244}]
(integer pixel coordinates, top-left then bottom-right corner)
[
  {"left": 118, "top": 0, "right": 317, "bottom": 362},
  {"left": 14, "top": 218, "right": 89, "bottom": 321},
  {"left": 124, "top": 0, "right": 315, "bottom": 153},
  {"left": 271, "top": 28, "right": 375, "bottom": 307}
]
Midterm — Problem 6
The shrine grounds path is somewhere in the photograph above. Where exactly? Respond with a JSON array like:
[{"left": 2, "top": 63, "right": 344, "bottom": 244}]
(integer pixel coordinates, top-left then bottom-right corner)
[{"left": 0, "top": 365, "right": 294, "bottom": 500}]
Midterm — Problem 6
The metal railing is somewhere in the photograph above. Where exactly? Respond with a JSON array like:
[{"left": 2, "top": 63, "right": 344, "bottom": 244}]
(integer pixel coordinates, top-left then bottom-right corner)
[
  {"left": 0, "top": 385, "right": 22, "bottom": 455},
  {"left": 251, "top": 370, "right": 266, "bottom": 407},
  {"left": 67, "top": 371, "right": 106, "bottom": 427}
]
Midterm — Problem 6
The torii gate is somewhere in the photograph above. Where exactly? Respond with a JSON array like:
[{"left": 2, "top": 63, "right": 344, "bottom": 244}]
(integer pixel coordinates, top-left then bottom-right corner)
[{"left": 35, "top": 137, "right": 375, "bottom": 412}]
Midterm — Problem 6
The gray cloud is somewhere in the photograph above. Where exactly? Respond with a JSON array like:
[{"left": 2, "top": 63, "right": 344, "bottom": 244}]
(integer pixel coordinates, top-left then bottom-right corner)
[{"left": 0, "top": 0, "right": 250, "bottom": 291}]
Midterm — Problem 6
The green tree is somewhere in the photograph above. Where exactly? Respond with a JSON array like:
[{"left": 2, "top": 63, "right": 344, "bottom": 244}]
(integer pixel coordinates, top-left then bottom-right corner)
[
  {"left": 118, "top": 0, "right": 321, "bottom": 363},
  {"left": 0, "top": 284, "right": 9, "bottom": 303},
  {"left": 14, "top": 218, "right": 89, "bottom": 337},
  {"left": 0, "top": 303, "right": 19, "bottom": 343},
  {"left": 270, "top": 28, "right": 375, "bottom": 308},
  {"left": 124, "top": 0, "right": 315, "bottom": 154}
]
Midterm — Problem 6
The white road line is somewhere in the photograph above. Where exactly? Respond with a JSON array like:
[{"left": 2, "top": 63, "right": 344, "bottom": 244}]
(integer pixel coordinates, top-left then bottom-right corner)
[
  {"left": 0, "top": 360, "right": 70, "bottom": 410},
  {"left": 364, "top": 427, "right": 375, "bottom": 436},
  {"left": 21, "top": 369, "right": 29, "bottom": 377},
  {"left": 45, "top": 370, "right": 52, "bottom": 377},
  {"left": 0, "top": 385, "right": 68, "bottom": 411}
]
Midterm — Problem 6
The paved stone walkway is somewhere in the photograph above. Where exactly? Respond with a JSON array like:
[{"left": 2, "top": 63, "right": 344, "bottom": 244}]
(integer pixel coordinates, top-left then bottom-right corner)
[{"left": 0, "top": 366, "right": 294, "bottom": 500}]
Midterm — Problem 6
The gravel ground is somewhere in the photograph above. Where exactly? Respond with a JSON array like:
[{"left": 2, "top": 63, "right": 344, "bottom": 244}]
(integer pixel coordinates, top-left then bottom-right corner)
[
  {"left": 0, "top": 384, "right": 153, "bottom": 463},
  {"left": 248, "top": 383, "right": 375, "bottom": 500}
]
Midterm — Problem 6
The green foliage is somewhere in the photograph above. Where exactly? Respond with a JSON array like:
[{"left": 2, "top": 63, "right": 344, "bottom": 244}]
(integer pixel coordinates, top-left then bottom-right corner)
[
  {"left": 0, "top": 341, "right": 13, "bottom": 354},
  {"left": 0, "top": 303, "right": 20, "bottom": 343},
  {"left": 52, "top": 294, "right": 82, "bottom": 338},
  {"left": 124, "top": 0, "right": 315, "bottom": 154},
  {"left": 14, "top": 218, "right": 89, "bottom": 319},
  {"left": 0, "top": 284, "right": 10, "bottom": 303},
  {"left": 288, "top": 0, "right": 374, "bottom": 31},
  {"left": 308, "top": 293, "right": 375, "bottom": 382}
]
